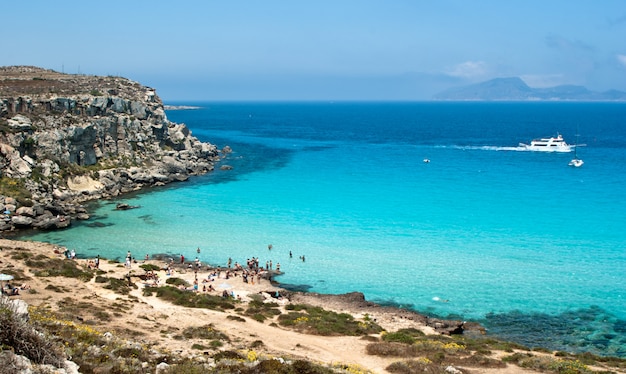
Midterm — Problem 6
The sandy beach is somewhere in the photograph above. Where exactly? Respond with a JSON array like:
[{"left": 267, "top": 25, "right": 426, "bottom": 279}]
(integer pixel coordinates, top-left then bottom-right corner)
[{"left": 1, "top": 238, "right": 623, "bottom": 373}]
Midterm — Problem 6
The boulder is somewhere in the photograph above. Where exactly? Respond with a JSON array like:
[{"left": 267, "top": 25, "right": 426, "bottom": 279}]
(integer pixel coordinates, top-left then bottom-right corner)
[
  {"left": 11, "top": 215, "right": 33, "bottom": 226},
  {"left": 64, "top": 360, "right": 80, "bottom": 374},
  {"left": 32, "top": 215, "right": 60, "bottom": 230},
  {"left": 425, "top": 318, "right": 465, "bottom": 335},
  {"left": 156, "top": 362, "right": 170, "bottom": 374},
  {"left": 15, "top": 206, "right": 35, "bottom": 217},
  {"left": 7, "top": 114, "right": 32, "bottom": 130},
  {"left": 9, "top": 299, "right": 30, "bottom": 320},
  {"left": 76, "top": 213, "right": 90, "bottom": 220}
]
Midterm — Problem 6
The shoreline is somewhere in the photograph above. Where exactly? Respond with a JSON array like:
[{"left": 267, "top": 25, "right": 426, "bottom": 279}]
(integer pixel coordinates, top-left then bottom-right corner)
[
  {"left": 137, "top": 251, "right": 484, "bottom": 336},
  {"left": 0, "top": 237, "right": 480, "bottom": 336},
  {"left": 3, "top": 238, "right": 626, "bottom": 373}
]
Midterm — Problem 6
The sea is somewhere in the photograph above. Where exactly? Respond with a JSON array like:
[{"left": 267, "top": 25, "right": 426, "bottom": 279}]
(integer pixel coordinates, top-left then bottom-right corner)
[{"left": 18, "top": 102, "right": 626, "bottom": 357}]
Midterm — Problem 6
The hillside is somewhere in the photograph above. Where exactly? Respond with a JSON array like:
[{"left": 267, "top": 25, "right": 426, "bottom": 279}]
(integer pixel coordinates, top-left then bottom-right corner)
[
  {"left": 433, "top": 77, "right": 626, "bottom": 101},
  {"left": 0, "top": 66, "right": 221, "bottom": 233}
]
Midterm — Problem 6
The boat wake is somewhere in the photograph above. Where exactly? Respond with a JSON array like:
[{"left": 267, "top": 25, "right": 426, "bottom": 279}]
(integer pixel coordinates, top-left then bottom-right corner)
[{"left": 448, "top": 145, "right": 538, "bottom": 152}]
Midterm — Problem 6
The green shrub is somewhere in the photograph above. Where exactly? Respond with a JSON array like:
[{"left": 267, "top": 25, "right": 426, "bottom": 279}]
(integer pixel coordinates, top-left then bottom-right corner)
[
  {"left": 165, "top": 277, "right": 188, "bottom": 287},
  {"left": 27, "top": 257, "right": 93, "bottom": 281},
  {"left": 226, "top": 315, "right": 246, "bottom": 322},
  {"left": 366, "top": 341, "right": 417, "bottom": 357},
  {"left": 383, "top": 331, "right": 417, "bottom": 344},
  {"left": 277, "top": 304, "right": 383, "bottom": 336},
  {"left": 139, "top": 264, "right": 161, "bottom": 272},
  {"left": 150, "top": 286, "right": 235, "bottom": 311},
  {"left": 0, "top": 177, "right": 32, "bottom": 203},
  {"left": 386, "top": 359, "right": 441, "bottom": 374},
  {"left": 213, "top": 350, "right": 244, "bottom": 362}
]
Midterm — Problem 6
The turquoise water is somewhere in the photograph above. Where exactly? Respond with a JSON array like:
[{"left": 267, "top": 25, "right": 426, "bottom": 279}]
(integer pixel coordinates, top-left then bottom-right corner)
[{"left": 20, "top": 102, "right": 626, "bottom": 356}]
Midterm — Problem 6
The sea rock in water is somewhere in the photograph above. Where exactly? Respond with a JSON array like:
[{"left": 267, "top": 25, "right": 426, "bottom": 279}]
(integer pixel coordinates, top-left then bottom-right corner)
[{"left": 115, "top": 203, "right": 139, "bottom": 210}]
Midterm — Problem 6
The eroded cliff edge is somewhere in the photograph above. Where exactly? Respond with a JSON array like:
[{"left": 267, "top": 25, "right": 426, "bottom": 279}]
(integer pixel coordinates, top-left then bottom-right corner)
[{"left": 0, "top": 66, "right": 220, "bottom": 232}]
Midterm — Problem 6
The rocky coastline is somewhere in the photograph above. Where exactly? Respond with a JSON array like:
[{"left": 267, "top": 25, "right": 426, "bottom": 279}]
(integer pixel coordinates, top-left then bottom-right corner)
[{"left": 0, "top": 66, "right": 222, "bottom": 233}]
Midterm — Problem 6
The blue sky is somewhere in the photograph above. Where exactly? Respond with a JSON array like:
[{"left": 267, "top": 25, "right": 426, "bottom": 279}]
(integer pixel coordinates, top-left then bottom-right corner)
[{"left": 2, "top": 1, "right": 626, "bottom": 101}]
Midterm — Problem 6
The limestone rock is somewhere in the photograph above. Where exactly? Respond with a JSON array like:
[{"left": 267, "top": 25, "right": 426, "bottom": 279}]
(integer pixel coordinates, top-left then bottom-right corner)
[
  {"left": 7, "top": 114, "right": 32, "bottom": 130},
  {"left": 12, "top": 215, "right": 33, "bottom": 226},
  {"left": 0, "top": 66, "right": 221, "bottom": 232}
]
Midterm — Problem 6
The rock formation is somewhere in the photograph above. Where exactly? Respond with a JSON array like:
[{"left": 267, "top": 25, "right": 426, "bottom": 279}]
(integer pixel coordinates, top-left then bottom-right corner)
[{"left": 0, "top": 66, "right": 220, "bottom": 232}]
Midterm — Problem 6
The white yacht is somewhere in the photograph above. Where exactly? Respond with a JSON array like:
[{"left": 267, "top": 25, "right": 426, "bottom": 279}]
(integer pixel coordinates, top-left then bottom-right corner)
[{"left": 519, "top": 134, "right": 573, "bottom": 152}]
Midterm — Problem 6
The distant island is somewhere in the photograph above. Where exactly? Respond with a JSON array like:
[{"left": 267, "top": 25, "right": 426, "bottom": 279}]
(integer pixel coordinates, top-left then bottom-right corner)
[{"left": 433, "top": 77, "right": 626, "bottom": 101}]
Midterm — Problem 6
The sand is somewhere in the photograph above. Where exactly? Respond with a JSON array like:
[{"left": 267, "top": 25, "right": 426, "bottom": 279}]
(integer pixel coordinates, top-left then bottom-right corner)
[{"left": 0, "top": 238, "right": 596, "bottom": 373}]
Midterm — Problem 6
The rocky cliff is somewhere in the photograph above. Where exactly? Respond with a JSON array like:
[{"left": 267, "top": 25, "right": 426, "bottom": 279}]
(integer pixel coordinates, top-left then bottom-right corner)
[{"left": 0, "top": 66, "right": 220, "bottom": 232}]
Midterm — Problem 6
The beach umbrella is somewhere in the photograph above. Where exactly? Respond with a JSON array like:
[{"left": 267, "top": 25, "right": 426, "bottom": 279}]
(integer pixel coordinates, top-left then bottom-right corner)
[{"left": 0, "top": 273, "right": 14, "bottom": 292}]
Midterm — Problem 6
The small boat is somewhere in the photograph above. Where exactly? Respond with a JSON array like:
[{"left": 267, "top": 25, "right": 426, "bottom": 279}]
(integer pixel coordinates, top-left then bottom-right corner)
[
  {"left": 568, "top": 133, "right": 584, "bottom": 167},
  {"left": 569, "top": 158, "right": 584, "bottom": 167},
  {"left": 519, "top": 134, "right": 573, "bottom": 152},
  {"left": 423, "top": 158, "right": 430, "bottom": 163}
]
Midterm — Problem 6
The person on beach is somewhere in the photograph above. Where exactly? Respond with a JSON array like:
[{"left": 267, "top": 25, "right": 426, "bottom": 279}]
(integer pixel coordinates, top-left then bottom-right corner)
[
  {"left": 276, "top": 263, "right": 280, "bottom": 272},
  {"left": 180, "top": 254, "right": 184, "bottom": 264},
  {"left": 95, "top": 255, "right": 100, "bottom": 269},
  {"left": 227, "top": 257, "right": 232, "bottom": 268}
]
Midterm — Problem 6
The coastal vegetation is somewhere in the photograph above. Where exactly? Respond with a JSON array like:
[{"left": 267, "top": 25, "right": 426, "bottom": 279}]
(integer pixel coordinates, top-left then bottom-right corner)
[
  {"left": 143, "top": 285, "right": 237, "bottom": 311},
  {"left": 278, "top": 304, "right": 384, "bottom": 336}
]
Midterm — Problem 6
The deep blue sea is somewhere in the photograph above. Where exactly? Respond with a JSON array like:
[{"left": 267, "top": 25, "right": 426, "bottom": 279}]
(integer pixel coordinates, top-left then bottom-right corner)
[{"left": 20, "top": 102, "right": 626, "bottom": 356}]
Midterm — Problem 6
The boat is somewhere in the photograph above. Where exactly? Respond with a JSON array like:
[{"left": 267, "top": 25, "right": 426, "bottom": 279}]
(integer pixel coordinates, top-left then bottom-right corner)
[
  {"left": 519, "top": 134, "right": 573, "bottom": 152},
  {"left": 568, "top": 133, "right": 584, "bottom": 167}
]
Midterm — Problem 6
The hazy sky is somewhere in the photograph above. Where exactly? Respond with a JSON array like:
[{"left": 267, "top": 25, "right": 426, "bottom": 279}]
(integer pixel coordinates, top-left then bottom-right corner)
[{"left": 3, "top": 1, "right": 626, "bottom": 101}]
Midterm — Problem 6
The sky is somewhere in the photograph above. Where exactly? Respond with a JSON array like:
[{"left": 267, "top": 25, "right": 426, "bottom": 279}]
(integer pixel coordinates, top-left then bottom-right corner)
[{"left": 2, "top": 0, "right": 626, "bottom": 101}]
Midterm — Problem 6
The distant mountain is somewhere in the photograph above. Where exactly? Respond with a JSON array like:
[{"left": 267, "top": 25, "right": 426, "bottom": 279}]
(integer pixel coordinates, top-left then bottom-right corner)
[{"left": 433, "top": 77, "right": 626, "bottom": 101}]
